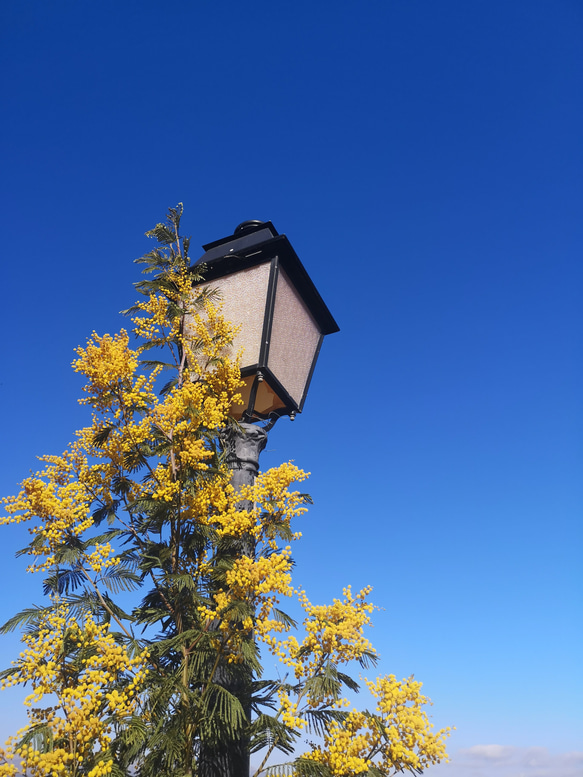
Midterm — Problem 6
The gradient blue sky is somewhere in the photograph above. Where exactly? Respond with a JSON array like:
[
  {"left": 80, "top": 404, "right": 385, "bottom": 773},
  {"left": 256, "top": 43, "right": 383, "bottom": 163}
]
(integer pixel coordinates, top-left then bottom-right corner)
[{"left": 1, "top": 1, "right": 582, "bottom": 773}]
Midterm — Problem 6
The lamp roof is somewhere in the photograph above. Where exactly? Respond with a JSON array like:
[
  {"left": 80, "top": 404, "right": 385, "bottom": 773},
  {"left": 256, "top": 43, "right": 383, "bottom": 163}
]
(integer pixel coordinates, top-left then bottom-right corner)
[{"left": 194, "top": 223, "right": 339, "bottom": 336}]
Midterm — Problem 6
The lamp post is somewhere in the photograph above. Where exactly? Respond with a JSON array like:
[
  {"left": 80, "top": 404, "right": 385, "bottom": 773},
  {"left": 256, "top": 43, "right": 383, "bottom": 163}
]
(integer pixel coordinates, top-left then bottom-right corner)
[{"left": 192, "top": 221, "right": 338, "bottom": 777}]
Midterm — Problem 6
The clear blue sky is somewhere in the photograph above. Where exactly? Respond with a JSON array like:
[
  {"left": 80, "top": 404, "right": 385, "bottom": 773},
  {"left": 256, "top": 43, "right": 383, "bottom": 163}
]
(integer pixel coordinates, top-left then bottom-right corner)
[{"left": 1, "top": 2, "right": 582, "bottom": 775}]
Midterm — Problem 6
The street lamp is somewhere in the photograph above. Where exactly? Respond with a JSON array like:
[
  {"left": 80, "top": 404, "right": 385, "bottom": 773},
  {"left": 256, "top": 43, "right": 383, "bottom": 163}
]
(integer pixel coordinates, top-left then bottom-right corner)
[
  {"left": 192, "top": 220, "right": 338, "bottom": 777},
  {"left": 193, "top": 220, "right": 339, "bottom": 428}
]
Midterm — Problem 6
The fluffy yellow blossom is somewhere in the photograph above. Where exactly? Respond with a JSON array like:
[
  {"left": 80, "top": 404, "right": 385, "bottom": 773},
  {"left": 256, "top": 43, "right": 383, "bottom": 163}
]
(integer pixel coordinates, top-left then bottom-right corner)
[
  {"left": 304, "top": 675, "right": 451, "bottom": 775},
  {"left": 73, "top": 330, "right": 138, "bottom": 405},
  {"left": 259, "top": 586, "right": 377, "bottom": 688},
  {"left": 0, "top": 603, "right": 147, "bottom": 777}
]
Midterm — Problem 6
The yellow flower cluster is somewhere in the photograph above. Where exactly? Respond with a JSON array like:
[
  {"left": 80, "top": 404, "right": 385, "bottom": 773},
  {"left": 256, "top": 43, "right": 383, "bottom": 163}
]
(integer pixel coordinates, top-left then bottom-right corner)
[
  {"left": 184, "top": 301, "right": 241, "bottom": 373},
  {"left": 0, "top": 603, "right": 147, "bottom": 777},
  {"left": 242, "top": 464, "right": 310, "bottom": 520},
  {"left": 0, "top": 456, "right": 93, "bottom": 570},
  {"left": 0, "top": 446, "right": 129, "bottom": 577},
  {"left": 226, "top": 547, "right": 293, "bottom": 599},
  {"left": 197, "top": 464, "right": 310, "bottom": 652},
  {"left": 277, "top": 688, "right": 306, "bottom": 730},
  {"left": 178, "top": 435, "right": 209, "bottom": 468},
  {"left": 301, "top": 586, "right": 376, "bottom": 665},
  {"left": 72, "top": 328, "right": 161, "bottom": 433},
  {"left": 150, "top": 463, "right": 181, "bottom": 502},
  {"left": 131, "top": 293, "right": 170, "bottom": 341},
  {"left": 185, "top": 478, "right": 231, "bottom": 526},
  {"left": 73, "top": 331, "right": 138, "bottom": 405},
  {"left": 85, "top": 543, "right": 120, "bottom": 574},
  {"left": 117, "top": 369, "right": 161, "bottom": 414},
  {"left": 0, "top": 740, "right": 85, "bottom": 777},
  {"left": 132, "top": 270, "right": 223, "bottom": 364},
  {"left": 209, "top": 463, "right": 309, "bottom": 546},
  {"left": 260, "top": 586, "right": 376, "bottom": 687},
  {"left": 304, "top": 710, "right": 372, "bottom": 775},
  {"left": 303, "top": 675, "right": 451, "bottom": 775}
]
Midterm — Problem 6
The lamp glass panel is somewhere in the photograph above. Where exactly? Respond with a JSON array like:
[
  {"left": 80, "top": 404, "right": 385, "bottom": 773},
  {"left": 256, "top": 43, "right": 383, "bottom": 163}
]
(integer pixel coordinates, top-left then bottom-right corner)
[
  {"left": 268, "top": 268, "right": 321, "bottom": 406},
  {"left": 202, "top": 262, "right": 271, "bottom": 367},
  {"left": 230, "top": 375, "right": 287, "bottom": 420}
]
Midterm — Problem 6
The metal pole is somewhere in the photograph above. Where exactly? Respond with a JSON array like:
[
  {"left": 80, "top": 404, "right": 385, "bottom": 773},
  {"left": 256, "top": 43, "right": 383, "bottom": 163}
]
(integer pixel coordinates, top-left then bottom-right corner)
[{"left": 199, "top": 423, "right": 268, "bottom": 777}]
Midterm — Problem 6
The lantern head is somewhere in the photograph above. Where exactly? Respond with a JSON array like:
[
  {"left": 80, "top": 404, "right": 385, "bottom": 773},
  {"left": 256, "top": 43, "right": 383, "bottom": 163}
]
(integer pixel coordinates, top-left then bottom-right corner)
[{"left": 192, "top": 221, "right": 339, "bottom": 424}]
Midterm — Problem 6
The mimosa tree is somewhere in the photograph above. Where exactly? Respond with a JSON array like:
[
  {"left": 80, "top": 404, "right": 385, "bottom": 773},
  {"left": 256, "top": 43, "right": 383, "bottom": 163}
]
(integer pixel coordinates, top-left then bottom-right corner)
[{"left": 0, "top": 206, "right": 450, "bottom": 777}]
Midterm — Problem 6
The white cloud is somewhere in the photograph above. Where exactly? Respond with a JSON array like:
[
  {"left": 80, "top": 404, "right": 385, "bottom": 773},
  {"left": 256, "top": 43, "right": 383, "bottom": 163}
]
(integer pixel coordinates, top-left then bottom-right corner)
[
  {"left": 426, "top": 745, "right": 583, "bottom": 777},
  {"left": 463, "top": 744, "right": 515, "bottom": 761}
]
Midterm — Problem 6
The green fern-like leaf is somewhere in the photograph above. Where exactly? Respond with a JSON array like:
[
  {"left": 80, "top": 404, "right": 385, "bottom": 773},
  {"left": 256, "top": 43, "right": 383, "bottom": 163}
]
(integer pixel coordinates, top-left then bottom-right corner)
[{"left": 0, "top": 606, "right": 48, "bottom": 634}]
